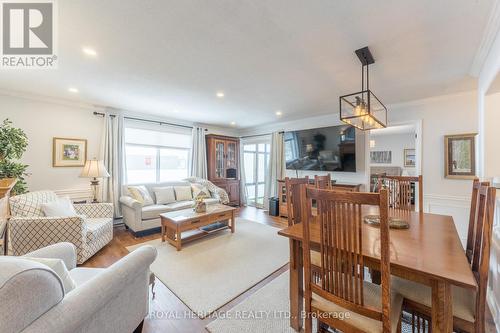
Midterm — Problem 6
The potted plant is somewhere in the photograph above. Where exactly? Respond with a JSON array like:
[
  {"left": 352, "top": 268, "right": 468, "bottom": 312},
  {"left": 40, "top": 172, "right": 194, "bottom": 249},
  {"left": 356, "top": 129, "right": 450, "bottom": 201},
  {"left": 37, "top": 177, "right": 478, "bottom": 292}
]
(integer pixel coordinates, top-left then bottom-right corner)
[{"left": 0, "top": 119, "right": 29, "bottom": 195}]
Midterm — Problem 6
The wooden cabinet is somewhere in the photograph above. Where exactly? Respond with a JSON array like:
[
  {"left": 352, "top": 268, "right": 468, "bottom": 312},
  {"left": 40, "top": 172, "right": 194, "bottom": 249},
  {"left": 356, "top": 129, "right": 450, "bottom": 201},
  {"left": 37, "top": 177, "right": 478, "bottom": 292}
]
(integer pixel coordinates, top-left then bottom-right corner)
[
  {"left": 277, "top": 180, "right": 288, "bottom": 217},
  {"left": 206, "top": 135, "right": 240, "bottom": 206}
]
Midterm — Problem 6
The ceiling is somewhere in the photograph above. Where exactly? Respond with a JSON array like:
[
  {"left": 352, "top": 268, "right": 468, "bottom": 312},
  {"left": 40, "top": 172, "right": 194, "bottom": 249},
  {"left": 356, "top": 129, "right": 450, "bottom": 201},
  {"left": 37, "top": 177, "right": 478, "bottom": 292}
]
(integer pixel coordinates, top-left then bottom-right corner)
[{"left": 0, "top": 0, "right": 493, "bottom": 128}]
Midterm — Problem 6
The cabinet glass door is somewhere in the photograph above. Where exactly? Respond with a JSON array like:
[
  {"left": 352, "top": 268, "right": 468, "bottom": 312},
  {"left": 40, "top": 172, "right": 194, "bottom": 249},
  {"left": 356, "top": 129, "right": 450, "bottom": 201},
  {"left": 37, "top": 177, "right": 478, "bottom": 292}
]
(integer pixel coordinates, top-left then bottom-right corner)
[
  {"left": 226, "top": 141, "right": 237, "bottom": 169},
  {"left": 215, "top": 140, "right": 225, "bottom": 178}
]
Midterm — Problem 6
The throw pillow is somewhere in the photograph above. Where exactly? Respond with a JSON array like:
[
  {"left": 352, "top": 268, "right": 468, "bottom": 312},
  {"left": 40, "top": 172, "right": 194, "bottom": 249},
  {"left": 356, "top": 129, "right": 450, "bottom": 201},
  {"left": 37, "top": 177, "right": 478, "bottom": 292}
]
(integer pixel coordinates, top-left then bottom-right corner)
[
  {"left": 174, "top": 186, "right": 193, "bottom": 201},
  {"left": 21, "top": 257, "right": 76, "bottom": 293},
  {"left": 191, "top": 184, "right": 210, "bottom": 198},
  {"left": 41, "top": 197, "right": 77, "bottom": 217},
  {"left": 153, "top": 186, "right": 176, "bottom": 205},
  {"left": 127, "top": 186, "right": 154, "bottom": 206}
]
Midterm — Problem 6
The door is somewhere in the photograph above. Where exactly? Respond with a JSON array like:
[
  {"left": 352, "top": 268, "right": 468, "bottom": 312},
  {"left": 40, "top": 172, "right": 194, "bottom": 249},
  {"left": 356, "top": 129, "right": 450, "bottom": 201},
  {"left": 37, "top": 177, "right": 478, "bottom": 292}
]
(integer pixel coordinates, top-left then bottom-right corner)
[
  {"left": 227, "top": 181, "right": 240, "bottom": 204},
  {"left": 243, "top": 142, "right": 270, "bottom": 208}
]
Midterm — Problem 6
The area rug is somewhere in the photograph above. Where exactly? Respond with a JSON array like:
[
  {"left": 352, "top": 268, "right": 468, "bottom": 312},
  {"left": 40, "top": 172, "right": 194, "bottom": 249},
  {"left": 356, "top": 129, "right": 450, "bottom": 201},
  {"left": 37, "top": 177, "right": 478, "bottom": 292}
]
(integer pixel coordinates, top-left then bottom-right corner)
[
  {"left": 207, "top": 271, "right": 414, "bottom": 333},
  {"left": 127, "top": 218, "right": 289, "bottom": 318}
]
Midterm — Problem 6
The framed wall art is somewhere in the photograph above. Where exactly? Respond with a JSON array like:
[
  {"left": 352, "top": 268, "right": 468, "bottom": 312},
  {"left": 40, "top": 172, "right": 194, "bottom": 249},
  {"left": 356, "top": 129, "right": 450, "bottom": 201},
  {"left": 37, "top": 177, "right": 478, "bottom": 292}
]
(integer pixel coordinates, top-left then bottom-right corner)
[
  {"left": 370, "top": 151, "right": 392, "bottom": 164},
  {"left": 53, "top": 137, "right": 87, "bottom": 167},
  {"left": 444, "top": 133, "right": 477, "bottom": 179},
  {"left": 404, "top": 148, "right": 416, "bottom": 167}
]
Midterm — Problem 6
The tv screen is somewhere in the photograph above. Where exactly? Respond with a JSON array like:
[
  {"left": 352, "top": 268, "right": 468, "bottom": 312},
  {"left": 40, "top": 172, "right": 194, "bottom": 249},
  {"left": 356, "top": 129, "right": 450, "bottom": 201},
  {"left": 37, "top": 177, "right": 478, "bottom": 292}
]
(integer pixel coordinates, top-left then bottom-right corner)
[{"left": 284, "top": 125, "right": 356, "bottom": 172}]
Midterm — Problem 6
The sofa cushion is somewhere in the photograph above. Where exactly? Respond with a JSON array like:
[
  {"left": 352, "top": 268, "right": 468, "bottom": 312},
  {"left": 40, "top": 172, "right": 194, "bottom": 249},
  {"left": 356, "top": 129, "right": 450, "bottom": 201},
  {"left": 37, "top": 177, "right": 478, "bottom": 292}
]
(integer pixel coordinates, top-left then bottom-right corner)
[
  {"left": 21, "top": 257, "right": 76, "bottom": 293},
  {"left": 153, "top": 186, "right": 176, "bottom": 205},
  {"left": 41, "top": 197, "right": 77, "bottom": 217},
  {"left": 164, "top": 201, "right": 193, "bottom": 210},
  {"left": 127, "top": 186, "right": 154, "bottom": 206},
  {"left": 174, "top": 186, "right": 193, "bottom": 201},
  {"left": 141, "top": 205, "right": 172, "bottom": 220},
  {"left": 191, "top": 184, "right": 210, "bottom": 198},
  {"left": 9, "top": 191, "right": 58, "bottom": 217},
  {"left": 69, "top": 267, "right": 105, "bottom": 286},
  {"left": 204, "top": 198, "right": 220, "bottom": 205}
]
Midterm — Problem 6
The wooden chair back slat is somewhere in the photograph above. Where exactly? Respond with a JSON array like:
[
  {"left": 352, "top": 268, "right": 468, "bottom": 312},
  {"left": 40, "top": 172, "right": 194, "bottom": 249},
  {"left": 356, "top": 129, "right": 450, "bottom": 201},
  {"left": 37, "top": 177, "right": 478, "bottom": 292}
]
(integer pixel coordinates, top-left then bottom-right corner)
[
  {"left": 466, "top": 179, "right": 490, "bottom": 264},
  {"left": 314, "top": 174, "right": 332, "bottom": 190},
  {"left": 468, "top": 185, "right": 496, "bottom": 333},
  {"left": 299, "top": 185, "right": 392, "bottom": 332},
  {"left": 285, "top": 177, "right": 309, "bottom": 226},
  {"left": 377, "top": 175, "right": 423, "bottom": 212}
]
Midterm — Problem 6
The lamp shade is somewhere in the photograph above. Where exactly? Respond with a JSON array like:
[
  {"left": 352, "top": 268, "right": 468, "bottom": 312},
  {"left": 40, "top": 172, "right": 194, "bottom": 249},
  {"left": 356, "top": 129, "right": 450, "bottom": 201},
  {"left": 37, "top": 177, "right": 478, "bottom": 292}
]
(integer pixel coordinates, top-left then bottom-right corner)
[{"left": 80, "top": 159, "right": 110, "bottom": 178}]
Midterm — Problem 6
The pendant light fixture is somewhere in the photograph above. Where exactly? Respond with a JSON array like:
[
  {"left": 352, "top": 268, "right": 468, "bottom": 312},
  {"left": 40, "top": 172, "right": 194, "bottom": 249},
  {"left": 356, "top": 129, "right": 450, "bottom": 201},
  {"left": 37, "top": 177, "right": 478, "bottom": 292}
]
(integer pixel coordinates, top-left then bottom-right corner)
[{"left": 339, "top": 46, "right": 387, "bottom": 130}]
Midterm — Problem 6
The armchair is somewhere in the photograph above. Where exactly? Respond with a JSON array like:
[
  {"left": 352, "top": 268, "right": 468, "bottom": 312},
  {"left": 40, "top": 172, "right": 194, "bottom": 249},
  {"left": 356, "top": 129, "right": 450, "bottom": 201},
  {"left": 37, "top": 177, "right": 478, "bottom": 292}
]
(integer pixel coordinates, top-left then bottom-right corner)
[
  {"left": 0, "top": 242, "right": 157, "bottom": 333},
  {"left": 9, "top": 191, "right": 113, "bottom": 264}
]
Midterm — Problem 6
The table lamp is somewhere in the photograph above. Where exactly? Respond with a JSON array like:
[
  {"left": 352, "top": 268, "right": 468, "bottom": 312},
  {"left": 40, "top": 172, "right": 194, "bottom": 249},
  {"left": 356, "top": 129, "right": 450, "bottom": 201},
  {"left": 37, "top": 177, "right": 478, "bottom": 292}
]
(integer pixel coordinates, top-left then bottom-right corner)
[{"left": 80, "top": 159, "right": 110, "bottom": 203}]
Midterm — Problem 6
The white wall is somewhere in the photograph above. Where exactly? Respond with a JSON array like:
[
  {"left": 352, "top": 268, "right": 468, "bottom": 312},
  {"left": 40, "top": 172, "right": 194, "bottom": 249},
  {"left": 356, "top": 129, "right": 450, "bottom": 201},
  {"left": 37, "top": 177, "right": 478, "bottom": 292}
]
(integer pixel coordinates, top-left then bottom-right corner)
[
  {"left": 369, "top": 133, "right": 416, "bottom": 175},
  {"left": 1, "top": 93, "right": 103, "bottom": 198},
  {"left": 485, "top": 91, "right": 500, "bottom": 179},
  {"left": 0, "top": 92, "right": 237, "bottom": 200}
]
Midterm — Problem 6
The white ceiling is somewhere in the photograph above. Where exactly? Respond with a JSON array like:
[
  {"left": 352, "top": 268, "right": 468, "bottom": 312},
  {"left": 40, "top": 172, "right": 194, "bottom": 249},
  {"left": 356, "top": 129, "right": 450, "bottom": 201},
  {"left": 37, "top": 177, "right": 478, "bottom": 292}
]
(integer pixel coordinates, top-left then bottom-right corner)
[{"left": 0, "top": 0, "right": 493, "bottom": 128}]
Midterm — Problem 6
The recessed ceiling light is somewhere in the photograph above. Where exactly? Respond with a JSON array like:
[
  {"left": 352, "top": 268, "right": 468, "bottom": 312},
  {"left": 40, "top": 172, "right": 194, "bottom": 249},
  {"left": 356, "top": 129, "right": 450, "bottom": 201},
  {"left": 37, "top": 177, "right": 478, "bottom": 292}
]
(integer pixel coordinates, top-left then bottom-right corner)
[
  {"left": 216, "top": 91, "right": 225, "bottom": 98},
  {"left": 68, "top": 87, "right": 79, "bottom": 93},
  {"left": 230, "top": 121, "right": 236, "bottom": 126},
  {"left": 82, "top": 47, "right": 97, "bottom": 57},
  {"left": 276, "top": 110, "right": 283, "bottom": 116}
]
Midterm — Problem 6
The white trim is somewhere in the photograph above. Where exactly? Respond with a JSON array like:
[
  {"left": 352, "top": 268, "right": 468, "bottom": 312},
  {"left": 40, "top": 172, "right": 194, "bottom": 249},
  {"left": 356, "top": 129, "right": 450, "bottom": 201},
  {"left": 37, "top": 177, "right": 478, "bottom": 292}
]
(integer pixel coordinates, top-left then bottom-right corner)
[
  {"left": 470, "top": 0, "right": 500, "bottom": 76},
  {"left": 54, "top": 188, "right": 93, "bottom": 202}
]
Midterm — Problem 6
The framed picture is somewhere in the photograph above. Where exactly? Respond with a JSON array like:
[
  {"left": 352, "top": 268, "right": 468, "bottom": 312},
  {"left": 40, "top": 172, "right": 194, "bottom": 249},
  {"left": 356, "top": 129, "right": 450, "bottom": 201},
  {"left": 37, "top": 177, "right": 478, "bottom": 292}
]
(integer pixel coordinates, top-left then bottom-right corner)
[
  {"left": 404, "top": 149, "right": 416, "bottom": 167},
  {"left": 53, "top": 138, "right": 87, "bottom": 167},
  {"left": 444, "top": 133, "right": 477, "bottom": 179},
  {"left": 370, "top": 151, "right": 392, "bottom": 164}
]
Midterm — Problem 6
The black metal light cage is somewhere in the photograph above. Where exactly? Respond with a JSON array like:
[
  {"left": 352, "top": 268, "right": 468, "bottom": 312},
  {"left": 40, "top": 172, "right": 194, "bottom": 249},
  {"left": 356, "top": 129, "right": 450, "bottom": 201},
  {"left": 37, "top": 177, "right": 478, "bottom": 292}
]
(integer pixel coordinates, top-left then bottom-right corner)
[
  {"left": 339, "top": 46, "right": 387, "bottom": 131},
  {"left": 339, "top": 89, "right": 387, "bottom": 130}
]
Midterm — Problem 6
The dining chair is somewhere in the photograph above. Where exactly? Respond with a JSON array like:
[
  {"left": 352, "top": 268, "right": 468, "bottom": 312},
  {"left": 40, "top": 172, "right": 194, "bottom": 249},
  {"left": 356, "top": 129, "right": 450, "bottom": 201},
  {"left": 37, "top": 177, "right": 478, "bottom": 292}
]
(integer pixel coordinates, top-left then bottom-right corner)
[
  {"left": 391, "top": 184, "right": 496, "bottom": 333},
  {"left": 286, "top": 177, "right": 323, "bottom": 279},
  {"left": 378, "top": 175, "right": 423, "bottom": 212},
  {"left": 465, "top": 178, "right": 490, "bottom": 264},
  {"left": 285, "top": 176, "right": 309, "bottom": 227},
  {"left": 299, "top": 185, "right": 403, "bottom": 333},
  {"left": 314, "top": 174, "right": 332, "bottom": 189}
]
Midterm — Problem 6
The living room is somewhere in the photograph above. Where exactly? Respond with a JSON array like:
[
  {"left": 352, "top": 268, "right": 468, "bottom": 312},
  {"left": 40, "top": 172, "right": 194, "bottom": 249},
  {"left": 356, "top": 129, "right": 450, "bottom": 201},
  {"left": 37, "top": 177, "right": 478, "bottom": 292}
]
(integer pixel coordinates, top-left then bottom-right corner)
[{"left": 1, "top": 1, "right": 500, "bottom": 333}]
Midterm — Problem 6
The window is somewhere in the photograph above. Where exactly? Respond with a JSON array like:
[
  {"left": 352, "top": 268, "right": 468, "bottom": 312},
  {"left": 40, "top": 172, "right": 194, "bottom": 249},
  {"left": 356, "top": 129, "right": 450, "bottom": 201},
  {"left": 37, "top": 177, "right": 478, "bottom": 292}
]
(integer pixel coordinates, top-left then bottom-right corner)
[
  {"left": 243, "top": 141, "right": 270, "bottom": 207},
  {"left": 124, "top": 125, "right": 191, "bottom": 184}
]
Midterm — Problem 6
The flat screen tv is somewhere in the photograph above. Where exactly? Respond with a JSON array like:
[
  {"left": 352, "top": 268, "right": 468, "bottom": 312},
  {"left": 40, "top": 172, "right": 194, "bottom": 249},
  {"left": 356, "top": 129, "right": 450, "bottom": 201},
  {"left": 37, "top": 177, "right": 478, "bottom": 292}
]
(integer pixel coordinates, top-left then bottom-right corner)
[{"left": 284, "top": 125, "right": 356, "bottom": 172}]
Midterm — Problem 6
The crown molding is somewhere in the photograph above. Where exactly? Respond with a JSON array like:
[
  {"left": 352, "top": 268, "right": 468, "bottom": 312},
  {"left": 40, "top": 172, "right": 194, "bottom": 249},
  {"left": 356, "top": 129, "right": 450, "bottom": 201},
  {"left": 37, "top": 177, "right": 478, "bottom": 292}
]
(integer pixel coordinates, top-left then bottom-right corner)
[
  {"left": 470, "top": 0, "right": 500, "bottom": 77},
  {"left": 0, "top": 88, "right": 107, "bottom": 112}
]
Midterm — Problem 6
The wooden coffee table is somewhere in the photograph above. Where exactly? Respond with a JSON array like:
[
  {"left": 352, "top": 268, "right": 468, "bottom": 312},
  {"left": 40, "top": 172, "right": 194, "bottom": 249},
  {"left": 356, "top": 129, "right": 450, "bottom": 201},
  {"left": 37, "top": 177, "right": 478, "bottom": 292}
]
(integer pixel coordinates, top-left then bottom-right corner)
[{"left": 160, "top": 204, "right": 237, "bottom": 251}]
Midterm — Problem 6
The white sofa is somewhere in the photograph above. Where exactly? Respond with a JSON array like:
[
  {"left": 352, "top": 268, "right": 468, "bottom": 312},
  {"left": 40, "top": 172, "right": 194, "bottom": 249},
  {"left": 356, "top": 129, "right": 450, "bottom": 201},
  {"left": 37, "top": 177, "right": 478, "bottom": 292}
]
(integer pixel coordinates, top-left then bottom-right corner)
[
  {"left": 0, "top": 242, "right": 157, "bottom": 333},
  {"left": 119, "top": 179, "right": 228, "bottom": 236},
  {"left": 9, "top": 191, "right": 113, "bottom": 264}
]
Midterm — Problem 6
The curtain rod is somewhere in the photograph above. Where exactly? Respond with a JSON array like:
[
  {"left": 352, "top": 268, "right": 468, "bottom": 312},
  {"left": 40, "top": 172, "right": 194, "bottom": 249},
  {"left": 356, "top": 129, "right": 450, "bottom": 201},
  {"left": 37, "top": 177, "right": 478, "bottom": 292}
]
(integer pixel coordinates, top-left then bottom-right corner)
[
  {"left": 93, "top": 111, "right": 206, "bottom": 131},
  {"left": 240, "top": 131, "right": 284, "bottom": 139}
]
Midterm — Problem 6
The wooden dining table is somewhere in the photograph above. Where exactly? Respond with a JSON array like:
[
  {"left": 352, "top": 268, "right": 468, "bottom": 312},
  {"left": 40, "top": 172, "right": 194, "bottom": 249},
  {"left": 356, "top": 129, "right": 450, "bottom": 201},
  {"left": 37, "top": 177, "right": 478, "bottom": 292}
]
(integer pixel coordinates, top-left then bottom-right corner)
[{"left": 277, "top": 206, "right": 477, "bottom": 333}]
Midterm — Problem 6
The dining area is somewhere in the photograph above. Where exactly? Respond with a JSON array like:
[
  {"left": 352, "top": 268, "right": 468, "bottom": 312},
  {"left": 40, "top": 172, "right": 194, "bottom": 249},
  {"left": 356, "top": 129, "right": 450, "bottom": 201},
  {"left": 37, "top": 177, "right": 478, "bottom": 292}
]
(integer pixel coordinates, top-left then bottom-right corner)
[{"left": 278, "top": 175, "right": 497, "bottom": 333}]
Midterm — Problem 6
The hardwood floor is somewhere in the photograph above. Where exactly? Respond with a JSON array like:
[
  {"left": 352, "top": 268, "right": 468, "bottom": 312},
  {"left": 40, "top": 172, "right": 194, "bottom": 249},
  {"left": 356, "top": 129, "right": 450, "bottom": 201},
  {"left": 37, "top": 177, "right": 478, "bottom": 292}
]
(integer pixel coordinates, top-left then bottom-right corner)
[{"left": 82, "top": 206, "right": 497, "bottom": 333}]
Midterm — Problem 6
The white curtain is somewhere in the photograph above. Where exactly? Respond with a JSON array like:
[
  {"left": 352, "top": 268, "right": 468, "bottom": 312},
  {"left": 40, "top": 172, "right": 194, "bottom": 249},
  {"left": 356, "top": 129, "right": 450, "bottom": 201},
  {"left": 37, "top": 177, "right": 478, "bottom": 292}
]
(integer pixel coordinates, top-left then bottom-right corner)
[
  {"left": 190, "top": 127, "right": 207, "bottom": 178},
  {"left": 100, "top": 112, "right": 126, "bottom": 218},
  {"left": 264, "top": 132, "right": 285, "bottom": 210},
  {"left": 239, "top": 138, "right": 248, "bottom": 206}
]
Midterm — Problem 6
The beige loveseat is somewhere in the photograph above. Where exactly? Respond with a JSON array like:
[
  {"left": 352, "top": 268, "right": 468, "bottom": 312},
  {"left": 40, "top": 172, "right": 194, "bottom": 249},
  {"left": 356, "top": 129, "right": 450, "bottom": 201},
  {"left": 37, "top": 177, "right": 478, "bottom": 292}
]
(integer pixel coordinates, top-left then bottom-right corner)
[{"left": 119, "top": 179, "right": 228, "bottom": 236}]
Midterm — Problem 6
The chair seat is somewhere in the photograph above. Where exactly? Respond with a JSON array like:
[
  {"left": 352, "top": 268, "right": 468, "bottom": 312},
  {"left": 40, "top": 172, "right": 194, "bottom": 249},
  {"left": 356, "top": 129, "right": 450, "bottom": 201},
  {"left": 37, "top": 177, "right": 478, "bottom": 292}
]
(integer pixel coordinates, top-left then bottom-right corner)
[
  {"left": 391, "top": 276, "right": 476, "bottom": 322},
  {"left": 312, "top": 281, "right": 403, "bottom": 333},
  {"left": 69, "top": 267, "right": 105, "bottom": 286}
]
